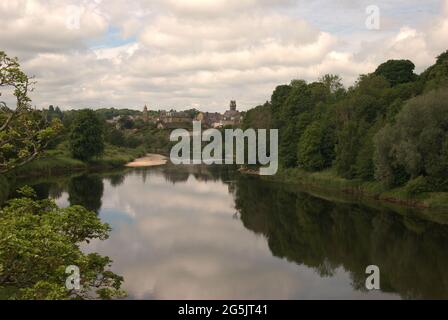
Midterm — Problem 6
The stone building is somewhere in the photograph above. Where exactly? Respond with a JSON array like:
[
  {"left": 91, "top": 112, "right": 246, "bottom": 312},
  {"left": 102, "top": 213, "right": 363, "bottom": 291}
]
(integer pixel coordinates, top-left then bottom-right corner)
[
  {"left": 163, "top": 111, "right": 192, "bottom": 123},
  {"left": 195, "top": 112, "right": 223, "bottom": 128},
  {"left": 221, "top": 100, "right": 242, "bottom": 126}
]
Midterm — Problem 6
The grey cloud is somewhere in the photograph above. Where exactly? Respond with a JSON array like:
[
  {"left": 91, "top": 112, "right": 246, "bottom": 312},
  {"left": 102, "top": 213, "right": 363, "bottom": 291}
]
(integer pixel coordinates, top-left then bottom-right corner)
[{"left": 0, "top": 0, "right": 446, "bottom": 111}]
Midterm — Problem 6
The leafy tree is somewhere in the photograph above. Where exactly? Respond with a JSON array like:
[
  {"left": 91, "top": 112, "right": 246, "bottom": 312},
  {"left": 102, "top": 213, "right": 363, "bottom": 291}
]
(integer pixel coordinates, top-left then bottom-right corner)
[
  {"left": 420, "top": 50, "right": 448, "bottom": 92},
  {"left": 374, "top": 89, "right": 448, "bottom": 188},
  {"left": 0, "top": 51, "right": 62, "bottom": 173},
  {"left": 353, "top": 129, "right": 375, "bottom": 180},
  {"left": 125, "top": 135, "right": 143, "bottom": 148},
  {"left": 333, "top": 74, "right": 390, "bottom": 178},
  {"left": 271, "top": 84, "right": 292, "bottom": 126},
  {"left": 0, "top": 187, "right": 125, "bottom": 300},
  {"left": 276, "top": 81, "right": 316, "bottom": 168},
  {"left": 0, "top": 51, "right": 124, "bottom": 300},
  {"left": 298, "top": 121, "right": 335, "bottom": 171},
  {"left": 334, "top": 121, "right": 360, "bottom": 178},
  {"left": 319, "top": 74, "right": 344, "bottom": 94},
  {"left": 242, "top": 102, "right": 272, "bottom": 130},
  {"left": 105, "top": 126, "right": 125, "bottom": 147},
  {"left": 117, "top": 115, "right": 134, "bottom": 130},
  {"left": 44, "top": 105, "right": 64, "bottom": 122},
  {"left": 240, "top": 50, "right": 448, "bottom": 193},
  {"left": 374, "top": 59, "right": 417, "bottom": 87},
  {"left": 94, "top": 108, "right": 141, "bottom": 121},
  {"left": 69, "top": 109, "right": 104, "bottom": 161}
]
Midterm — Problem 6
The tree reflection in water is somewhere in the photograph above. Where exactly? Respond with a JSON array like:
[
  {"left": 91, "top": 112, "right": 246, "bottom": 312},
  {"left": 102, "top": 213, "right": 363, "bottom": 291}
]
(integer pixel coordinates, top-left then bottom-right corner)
[
  {"left": 233, "top": 176, "right": 448, "bottom": 299},
  {"left": 8, "top": 166, "right": 448, "bottom": 299},
  {"left": 68, "top": 174, "right": 104, "bottom": 213}
]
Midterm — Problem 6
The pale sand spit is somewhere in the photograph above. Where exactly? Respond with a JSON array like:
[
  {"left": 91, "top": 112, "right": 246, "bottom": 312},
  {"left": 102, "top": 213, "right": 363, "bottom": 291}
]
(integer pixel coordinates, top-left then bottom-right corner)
[{"left": 125, "top": 154, "right": 168, "bottom": 167}]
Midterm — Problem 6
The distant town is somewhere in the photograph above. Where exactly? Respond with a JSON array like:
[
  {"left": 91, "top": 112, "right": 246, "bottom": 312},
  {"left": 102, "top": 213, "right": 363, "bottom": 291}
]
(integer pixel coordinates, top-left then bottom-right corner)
[{"left": 105, "top": 100, "right": 244, "bottom": 130}]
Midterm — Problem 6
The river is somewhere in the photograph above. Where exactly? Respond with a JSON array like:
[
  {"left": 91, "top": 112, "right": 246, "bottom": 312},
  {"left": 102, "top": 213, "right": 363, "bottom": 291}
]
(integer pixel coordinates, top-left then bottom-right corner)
[{"left": 10, "top": 165, "right": 448, "bottom": 299}]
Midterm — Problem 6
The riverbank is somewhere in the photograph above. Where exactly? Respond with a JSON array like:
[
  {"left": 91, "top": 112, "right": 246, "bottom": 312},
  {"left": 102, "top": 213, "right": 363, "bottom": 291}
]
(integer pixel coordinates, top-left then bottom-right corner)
[
  {"left": 9, "top": 143, "right": 146, "bottom": 179},
  {"left": 126, "top": 154, "right": 168, "bottom": 167},
  {"left": 243, "top": 167, "right": 448, "bottom": 210}
]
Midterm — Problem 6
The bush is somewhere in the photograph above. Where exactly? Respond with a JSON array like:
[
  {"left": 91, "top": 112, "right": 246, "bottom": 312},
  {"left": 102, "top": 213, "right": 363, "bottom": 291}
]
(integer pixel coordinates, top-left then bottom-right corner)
[{"left": 405, "top": 176, "right": 431, "bottom": 197}]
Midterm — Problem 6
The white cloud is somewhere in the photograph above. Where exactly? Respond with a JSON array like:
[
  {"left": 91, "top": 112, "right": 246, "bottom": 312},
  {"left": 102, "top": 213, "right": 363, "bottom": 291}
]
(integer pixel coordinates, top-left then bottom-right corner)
[{"left": 0, "top": 0, "right": 447, "bottom": 111}]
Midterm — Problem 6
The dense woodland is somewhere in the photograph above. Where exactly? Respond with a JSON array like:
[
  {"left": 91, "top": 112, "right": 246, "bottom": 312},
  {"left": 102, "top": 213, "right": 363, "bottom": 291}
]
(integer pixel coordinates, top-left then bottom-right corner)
[{"left": 243, "top": 50, "right": 448, "bottom": 195}]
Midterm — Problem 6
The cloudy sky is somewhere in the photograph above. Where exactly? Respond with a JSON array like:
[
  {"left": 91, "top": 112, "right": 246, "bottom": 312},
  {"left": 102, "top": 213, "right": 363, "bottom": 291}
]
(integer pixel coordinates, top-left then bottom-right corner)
[{"left": 1, "top": 0, "right": 447, "bottom": 112}]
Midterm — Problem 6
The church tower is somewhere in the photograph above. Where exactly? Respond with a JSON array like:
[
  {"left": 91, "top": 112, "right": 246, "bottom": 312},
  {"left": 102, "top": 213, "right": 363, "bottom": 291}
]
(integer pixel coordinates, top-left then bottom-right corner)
[
  {"left": 230, "top": 100, "right": 237, "bottom": 111},
  {"left": 143, "top": 105, "right": 149, "bottom": 122}
]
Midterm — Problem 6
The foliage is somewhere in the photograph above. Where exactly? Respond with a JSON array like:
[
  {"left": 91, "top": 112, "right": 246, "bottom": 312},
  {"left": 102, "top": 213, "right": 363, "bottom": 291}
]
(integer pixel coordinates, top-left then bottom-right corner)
[
  {"left": 297, "top": 120, "right": 335, "bottom": 171},
  {"left": 0, "top": 187, "right": 125, "bottom": 300},
  {"left": 319, "top": 74, "right": 345, "bottom": 95},
  {"left": 95, "top": 108, "right": 141, "bottom": 121},
  {"left": 420, "top": 50, "right": 448, "bottom": 92},
  {"left": 69, "top": 109, "right": 105, "bottom": 162},
  {"left": 242, "top": 50, "right": 448, "bottom": 197},
  {"left": 0, "top": 51, "right": 62, "bottom": 173},
  {"left": 105, "top": 126, "right": 126, "bottom": 147},
  {"left": 374, "top": 59, "right": 417, "bottom": 86},
  {"left": 273, "top": 81, "right": 316, "bottom": 167},
  {"left": 404, "top": 176, "right": 431, "bottom": 197},
  {"left": 117, "top": 116, "right": 134, "bottom": 130},
  {"left": 242, "top": 102, "right": 272, "bottom": 130},
  {"left": 374, "top": 89, "right": 448, "bottom": 189}
]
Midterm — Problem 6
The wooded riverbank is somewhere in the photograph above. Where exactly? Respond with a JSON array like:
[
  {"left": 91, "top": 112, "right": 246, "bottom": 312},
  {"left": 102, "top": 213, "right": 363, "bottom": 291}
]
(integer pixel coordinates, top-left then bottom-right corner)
[{"left": 250, "top": 168, "right": 448, "bottom": 211}]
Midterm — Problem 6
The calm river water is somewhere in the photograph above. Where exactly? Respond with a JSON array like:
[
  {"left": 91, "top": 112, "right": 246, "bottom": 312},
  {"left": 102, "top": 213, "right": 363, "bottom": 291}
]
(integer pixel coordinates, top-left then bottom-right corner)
[{"left": 13, "top": 165, "right": 448, "bottom": 299}]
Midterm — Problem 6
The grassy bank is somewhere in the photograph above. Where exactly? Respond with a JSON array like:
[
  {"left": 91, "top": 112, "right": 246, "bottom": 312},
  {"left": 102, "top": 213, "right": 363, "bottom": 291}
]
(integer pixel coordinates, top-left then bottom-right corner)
[
  {"left": 11, "top": 142, "right": 146, "bottom": 178},
  {"left": 261, "top": 168, "right": 448, "bottom": 210}
]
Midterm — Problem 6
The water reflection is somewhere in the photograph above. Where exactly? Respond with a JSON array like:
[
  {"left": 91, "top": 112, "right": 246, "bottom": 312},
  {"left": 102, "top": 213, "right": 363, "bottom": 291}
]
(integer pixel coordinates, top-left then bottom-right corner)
[
  {"left": 235, "top": 178, "right": 448, "bottom": 299},
  {"left": 68, "top": 174, "right": 104, "bottom": 213},
  {"left": 11, "top": 165, "right": 448, "bottom": 299}
]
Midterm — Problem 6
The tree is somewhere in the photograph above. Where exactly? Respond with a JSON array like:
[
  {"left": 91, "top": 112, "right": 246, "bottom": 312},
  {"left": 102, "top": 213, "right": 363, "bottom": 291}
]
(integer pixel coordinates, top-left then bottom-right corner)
[
  {"left": 319, "top": 74, "right": 344, "bottom": 94},
  {"left": 0, "top": 187, "right": 125, "bottom": 300},
  {"left": 242, "top": 102, "right": 272, "bottom": 130},
  {"left": 0, "top": 52, "right": 123, "bottom": 300},
  {"left": 69, "top": 109, "right": 104, "bottom": 161},
  {"left": 298, "top": 121, "right": 335, "bottom": 171},
  {"left": 332, "top": 74, "right": 390, "bottom": 179},
  {"left": 420, "top": 50, "right": 448, "bottom": 92},
  {"left": 374, "top": 59, "right": 417, "bottom": 86},
  {"left": 374, "top": 89, "right": 448, "bottom": 188},
  {"left": 277, "top": 81, "right": 315, "bottom": 168},
  {"left": 271, "top": 84, "right": 292, "bottom": 126},
  {"left": 117, "top": 115, "right": 134, "bottom": 130},
  {"left": 0, "top": 51, "right": 62, "bottom": 173},
  {"left": 105, "top": 126, "right": 125, "bottom": 147}
]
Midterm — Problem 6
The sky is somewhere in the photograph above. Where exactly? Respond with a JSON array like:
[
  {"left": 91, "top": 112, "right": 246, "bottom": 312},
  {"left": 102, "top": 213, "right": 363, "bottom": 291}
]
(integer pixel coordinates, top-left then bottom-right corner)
[{"left": 1, "top": 0, "right": 447, "bottom": 112}]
